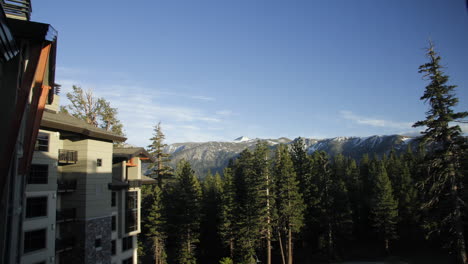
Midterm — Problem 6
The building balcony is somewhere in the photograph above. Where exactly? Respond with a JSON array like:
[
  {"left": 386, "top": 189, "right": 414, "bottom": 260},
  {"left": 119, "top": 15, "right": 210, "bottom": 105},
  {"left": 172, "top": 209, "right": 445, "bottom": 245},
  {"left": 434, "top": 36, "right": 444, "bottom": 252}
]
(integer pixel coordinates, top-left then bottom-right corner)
[
  {"left": 128, "top": 180, "right": 142, "bottom": 188},
  {"left": 55, "top": 237, "right": 75, "bottom": 253},
  {"left": 58, "top": 149, "right": 78, "bottom": 164},
  {"left": 56, "top": 208, "right": 76, "bottom": 223},
  {"left": 57, "top": 179, "right": 77, "bottom": 192},
  {"left": 108, "top": 179, "right": 142, "bottom": 191}
]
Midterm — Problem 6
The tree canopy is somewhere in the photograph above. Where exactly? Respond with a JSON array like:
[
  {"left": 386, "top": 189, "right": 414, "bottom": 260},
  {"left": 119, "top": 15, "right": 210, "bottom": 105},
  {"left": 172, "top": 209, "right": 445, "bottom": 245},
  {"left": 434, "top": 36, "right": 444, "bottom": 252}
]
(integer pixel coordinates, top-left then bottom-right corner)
[{"left": 60, "top": 85, "right": 125, "bottom": 136}]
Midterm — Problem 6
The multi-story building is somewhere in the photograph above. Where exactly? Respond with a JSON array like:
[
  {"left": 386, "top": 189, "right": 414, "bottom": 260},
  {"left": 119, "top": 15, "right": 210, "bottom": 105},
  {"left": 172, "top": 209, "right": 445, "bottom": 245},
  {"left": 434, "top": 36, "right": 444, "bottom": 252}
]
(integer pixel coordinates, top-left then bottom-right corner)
[
  {"left": 111, "top": 148, "right": 156, "bottom": 264},
  {"left": 21, "top": 96, "right": 155, "bottom": 264},
  {"left": 0, "top": 1, "right": 59, "bottom": 263},
  {"left": 0, "top": 2, "right": 155, "bottom": 263},
  {"left": 23, "top": 95, "right": 124, "bottom": 264}
]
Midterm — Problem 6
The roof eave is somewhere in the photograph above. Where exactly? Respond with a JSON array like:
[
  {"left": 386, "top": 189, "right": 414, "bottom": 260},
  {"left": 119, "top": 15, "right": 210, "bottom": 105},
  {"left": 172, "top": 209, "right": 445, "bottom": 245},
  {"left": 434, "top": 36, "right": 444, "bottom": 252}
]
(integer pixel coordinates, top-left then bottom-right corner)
[
  {"left": 113, "top": 148, "right": 155, "bottom": 162},
  {"left": 41, "top": 118, "right": 127, "bottom": 142},
  {"left": 6, "top": 17, "right": 57, "bottom": 42}
]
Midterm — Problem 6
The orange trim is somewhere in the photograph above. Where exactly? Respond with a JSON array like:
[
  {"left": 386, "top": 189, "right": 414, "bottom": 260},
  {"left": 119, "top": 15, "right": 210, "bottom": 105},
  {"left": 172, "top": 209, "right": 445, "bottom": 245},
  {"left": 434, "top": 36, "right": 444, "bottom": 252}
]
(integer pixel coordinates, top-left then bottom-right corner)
[
  {"left": 1, "top": 44, "right": 41, "bottom": 184},
  {"left": 19, "top": 43, "right": 52, "bottom": 174},
  {"left": 126, "top": 157, "right": 138, "bottom": 167},
  {"left": 139, "top": 157, "right": 150, "bottom": 160}
]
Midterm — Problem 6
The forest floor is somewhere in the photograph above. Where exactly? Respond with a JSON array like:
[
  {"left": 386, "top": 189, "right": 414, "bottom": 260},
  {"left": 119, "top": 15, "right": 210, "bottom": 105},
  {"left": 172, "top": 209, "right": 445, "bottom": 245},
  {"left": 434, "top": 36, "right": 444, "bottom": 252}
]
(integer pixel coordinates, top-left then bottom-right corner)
[
  {"left": 332, "top": 253, "right": 454, "bottom": 264},
  {"left": 335, "top": 257, "right": 408, "bottom": 264},
  {"left": 296, "top": 240, "right": 455, "bottom": 264},
  {"left": 337, "top": 262, "right": 401, "bottom": 264}
]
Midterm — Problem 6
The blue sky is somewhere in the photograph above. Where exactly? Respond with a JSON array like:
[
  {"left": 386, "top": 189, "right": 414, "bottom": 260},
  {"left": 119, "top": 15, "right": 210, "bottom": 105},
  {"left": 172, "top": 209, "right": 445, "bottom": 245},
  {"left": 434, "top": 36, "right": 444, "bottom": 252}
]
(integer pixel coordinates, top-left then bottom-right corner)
[{"left": 33, "top": 0, "right": 468, "bottom": 146}]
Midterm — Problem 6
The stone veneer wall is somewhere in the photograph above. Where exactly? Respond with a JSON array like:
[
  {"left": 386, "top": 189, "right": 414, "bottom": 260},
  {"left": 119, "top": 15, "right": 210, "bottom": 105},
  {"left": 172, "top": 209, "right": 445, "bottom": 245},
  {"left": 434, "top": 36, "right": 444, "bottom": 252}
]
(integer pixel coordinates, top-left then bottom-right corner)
[
  {"left": 85, "top": 216, "right": 112, "bottom": 264},
  {"left": 58, "top": 216, "right": 112, "bottom": 264}
]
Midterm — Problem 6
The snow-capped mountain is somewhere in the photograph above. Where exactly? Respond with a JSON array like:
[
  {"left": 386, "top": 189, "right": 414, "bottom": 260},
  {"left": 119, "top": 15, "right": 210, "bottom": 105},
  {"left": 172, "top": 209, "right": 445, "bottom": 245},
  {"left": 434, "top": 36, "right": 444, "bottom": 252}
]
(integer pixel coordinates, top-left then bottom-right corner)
[
  {"left": 163, "top": 135, "right": 418, "bottom": 178},
  {"left": 233, "top": 136, "right": 252, "bottom": 142}
]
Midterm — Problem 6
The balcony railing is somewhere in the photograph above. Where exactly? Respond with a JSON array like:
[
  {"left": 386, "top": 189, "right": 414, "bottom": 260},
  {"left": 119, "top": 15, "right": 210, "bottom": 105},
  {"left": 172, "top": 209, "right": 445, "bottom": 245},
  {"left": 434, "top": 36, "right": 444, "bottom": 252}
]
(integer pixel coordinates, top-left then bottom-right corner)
[
  {"left": 55, "top": 237, "right": 75, "bottom": 253},
  {"left": 58, "top": 149, "right": 78, "bottom": 164},
  {"left": 57, "top": 180, "right": 77, "bottom": 192},
  {"left": 1, "top": 0, "right": 32, "bottom": 20},
  {"left": 128, "top": 180, "right": 142, "bottom": 188},
  {"left": 108, "top": 180, "right": 142, "bottom": 190},
  {"left": 56, "top": 208, "right": 76, "bottom": 223}
]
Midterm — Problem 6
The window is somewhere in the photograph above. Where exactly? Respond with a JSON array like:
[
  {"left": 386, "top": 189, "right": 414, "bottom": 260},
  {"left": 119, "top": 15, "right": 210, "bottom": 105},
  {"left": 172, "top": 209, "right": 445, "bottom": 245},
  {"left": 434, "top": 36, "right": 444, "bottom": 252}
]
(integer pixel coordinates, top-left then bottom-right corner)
[
  {"left": 28, "top": 164, "right": 48, "bottom": 184},
  {"left": 122, "top": 236, "right": 133, "bottom": 251},
  {"left": 111, "top": 192, "right": 116, "bottom": 207},
  {"left": 126, "top": 211, "right": 138, "bottom": 233},
  {"left": 122, "top": 257, "right": 133, "bottom": 264},
  {"left": 111, "top": 240, "right": 116, "bottom": 255},
  {"left": 24, "top": 229, "right": 46, "bottom": 253},
  {"left": 95, "top": 238, "right": 101, "bottom": 248},
  {"left": 35, "top": 132, "right": 49, "bottom": 152},
  {"left": 112, "top": 215, "right": 116, "bottom": 231},
  {"left": 26, "top": 197, "right": 47, "bottom": 218},
  {"left": 97, "top": 159, "right": 102, "bottom": 167},
  {"left": 126, "top": 192, "right": 137, "bottom": 210},
  {"left": 125, "top": 192, "right": 138, "bottom": 232}
]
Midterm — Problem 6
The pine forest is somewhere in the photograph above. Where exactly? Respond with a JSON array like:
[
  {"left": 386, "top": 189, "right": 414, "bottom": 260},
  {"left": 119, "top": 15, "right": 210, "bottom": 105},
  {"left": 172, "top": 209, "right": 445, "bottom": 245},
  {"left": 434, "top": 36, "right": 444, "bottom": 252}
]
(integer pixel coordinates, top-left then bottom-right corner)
[{"left": 102, "top": 43, "right": 468, "bottom": 264}]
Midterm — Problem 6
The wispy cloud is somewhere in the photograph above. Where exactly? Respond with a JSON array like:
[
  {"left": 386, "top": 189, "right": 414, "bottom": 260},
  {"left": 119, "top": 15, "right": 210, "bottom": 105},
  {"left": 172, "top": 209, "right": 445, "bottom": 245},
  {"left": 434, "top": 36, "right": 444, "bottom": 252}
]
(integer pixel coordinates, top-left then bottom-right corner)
[
  {"left": 55, "top": 74, "right": 228, "bottom": 146},
  {"left": 216, "top": 110, "right": 234, "bottom": 116},
  {"left": 340, "top": 110, "right": 413, "bottom": 130},
  {"left": 338, "top": 110, "right": 468, "bottom": 137},
  {"left": 157, "top": 91, "right": 215, "bottom": 101},
  {"left": 190, "top": 95, "right": 215, "bottom": 101}
]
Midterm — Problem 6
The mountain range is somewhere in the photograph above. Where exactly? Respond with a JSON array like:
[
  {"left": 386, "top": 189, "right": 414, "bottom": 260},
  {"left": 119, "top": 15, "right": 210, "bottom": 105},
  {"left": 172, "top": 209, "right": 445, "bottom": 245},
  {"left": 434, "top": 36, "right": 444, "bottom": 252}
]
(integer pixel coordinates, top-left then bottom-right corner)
[{"left": 163, "top": 135, "right": 418, "bottom": 178}]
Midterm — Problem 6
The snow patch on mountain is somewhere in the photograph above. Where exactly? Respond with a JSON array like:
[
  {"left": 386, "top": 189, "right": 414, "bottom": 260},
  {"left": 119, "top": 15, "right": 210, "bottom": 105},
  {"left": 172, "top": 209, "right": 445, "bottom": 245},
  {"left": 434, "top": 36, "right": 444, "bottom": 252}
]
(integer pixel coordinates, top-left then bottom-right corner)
[
  {"left": 333, "top": 136, "right": 350, "bottom": 142},
  {"left": 308, "top": 141, "right": 326, "bottom": 153},
  {"left": 277, "top": 137, "right": 291, "bottom": 143},
  {"left": 234, "top": 136, "right": 251, "bottom": 142},
  {"left": 401, "top": 136, "right": 413, "bottom": 143},
  {"left": 267, "top": 140, "right": 279, "bottom": 145},
  {"left": 165, "top": 145, "right": 186, "bottom": 154}
]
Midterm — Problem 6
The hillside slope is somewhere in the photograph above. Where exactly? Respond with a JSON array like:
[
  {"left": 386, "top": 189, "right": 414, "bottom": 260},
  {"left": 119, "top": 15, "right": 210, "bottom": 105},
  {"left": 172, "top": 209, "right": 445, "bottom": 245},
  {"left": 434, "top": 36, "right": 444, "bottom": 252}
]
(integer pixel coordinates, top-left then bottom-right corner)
[{"left": 163, "top": 135, "right": 417, "bottom": 178}]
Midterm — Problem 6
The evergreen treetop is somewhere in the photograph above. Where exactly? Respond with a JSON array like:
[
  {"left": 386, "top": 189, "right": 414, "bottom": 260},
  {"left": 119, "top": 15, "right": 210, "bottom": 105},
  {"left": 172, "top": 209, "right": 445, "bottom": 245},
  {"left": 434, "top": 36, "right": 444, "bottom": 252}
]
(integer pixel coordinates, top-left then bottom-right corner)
[
  {"left": 413, "top": 41, "right": 467, "bottom": 146},
  {"left": 147, "top": 122, "right": 174, "bottom": 186}
]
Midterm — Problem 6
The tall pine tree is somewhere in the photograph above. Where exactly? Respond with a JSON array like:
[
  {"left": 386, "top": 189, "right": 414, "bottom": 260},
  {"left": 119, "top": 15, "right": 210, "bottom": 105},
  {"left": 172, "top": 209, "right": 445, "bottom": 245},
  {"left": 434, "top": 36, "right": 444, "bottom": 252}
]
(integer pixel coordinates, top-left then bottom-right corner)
[
  {"left": 229, "top": 144, "right": 273, "bottom": 264},
  {"left": 169, "top": 160, "right": 202, "bottom": 264},
  {"left": 140, "top": 124, "right": 171, "bottom": 264},
  {"left": 252, "top": 142, "right": 274, "bottom": 264},
  {"left": 141, "top": 185, "right": 167, "bottom": 264},
  {"left": 147, "top": 122, "right": 174, "bottom": 187},
  {"left": 369, "top": 162, "right": 398, "bottom": 254},
  {"left": 231, "top": 149, "right": 259, "bottom": 264},
  {"left": 312, "top": 151, "right": 353, "bottom": 260},
  {"left": 413, "top": 42, "right": 468, "bottom": 263},
  {"left": 199, "top": 172, "right": 224, "bottom": 263},
  {"left": 290, "top": 138, "right": 318, "bottom": 247},
  {"left": 220, "top": 165, "right": 236, "bottom": 259},
  {"left": 273, "top": 145, "right": 305, "bottom": 264},
  {"left": 344, "top": 159, "right": 362, "bottom": 239}
]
